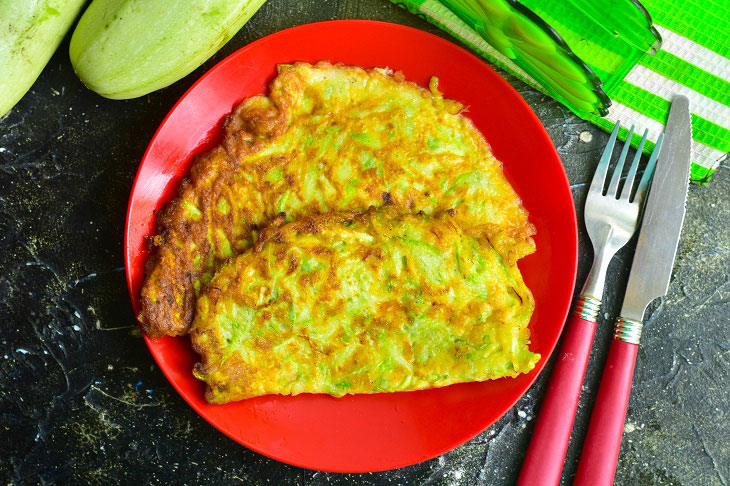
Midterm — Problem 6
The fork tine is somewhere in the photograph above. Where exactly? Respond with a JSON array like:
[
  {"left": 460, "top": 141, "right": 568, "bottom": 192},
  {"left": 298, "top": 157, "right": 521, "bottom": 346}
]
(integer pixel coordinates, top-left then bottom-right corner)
[
  {"left": 620, "top": 128, "right": 648, "bottom": 201},
  {"left": 590, "top": 123, "right": 620, "bottom": 193},
  {"left": 606, "top": 125, "right": 634, "bottom": 197},
  {"left": 634, "top": 132, "right": 664, "bottom": 203}
]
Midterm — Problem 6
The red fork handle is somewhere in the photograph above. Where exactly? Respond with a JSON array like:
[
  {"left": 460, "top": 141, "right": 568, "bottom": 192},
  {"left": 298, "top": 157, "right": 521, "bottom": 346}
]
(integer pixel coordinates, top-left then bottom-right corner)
[
  {"left": 517, "top": 311, "right": 598, "bottom": 486},
  {"left": 574, "top": 336, "right": 640, "bottom": 485}
]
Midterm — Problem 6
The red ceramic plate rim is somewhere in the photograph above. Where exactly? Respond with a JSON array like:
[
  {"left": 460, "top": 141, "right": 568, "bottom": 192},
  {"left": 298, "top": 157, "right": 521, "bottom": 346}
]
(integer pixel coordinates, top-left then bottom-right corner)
[{"left": 124, "top": 20, "right": 578, "bottom": 472}]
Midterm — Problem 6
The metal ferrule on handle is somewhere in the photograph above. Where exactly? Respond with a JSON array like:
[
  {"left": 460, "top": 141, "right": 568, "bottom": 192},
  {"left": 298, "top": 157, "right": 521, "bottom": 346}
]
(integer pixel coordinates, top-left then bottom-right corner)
[
  {"left": 574, "top": 294, "right": 601, "bottom": 322},
  {"left": 614, "top": 316, "right": 643, "bottom": 344}
]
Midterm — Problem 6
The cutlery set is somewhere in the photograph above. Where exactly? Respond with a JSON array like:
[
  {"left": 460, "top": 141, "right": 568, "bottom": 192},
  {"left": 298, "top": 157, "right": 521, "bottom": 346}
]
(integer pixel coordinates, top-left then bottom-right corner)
[{"left": 519, "top": 96, "right": 693, "bottom": 485}]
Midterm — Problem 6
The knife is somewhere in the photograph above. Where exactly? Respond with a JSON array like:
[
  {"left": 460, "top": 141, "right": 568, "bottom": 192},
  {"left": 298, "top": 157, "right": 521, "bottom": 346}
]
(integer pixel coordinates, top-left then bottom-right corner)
[{"left": 574, "top": 95, "right": 692, "bottom": 486}]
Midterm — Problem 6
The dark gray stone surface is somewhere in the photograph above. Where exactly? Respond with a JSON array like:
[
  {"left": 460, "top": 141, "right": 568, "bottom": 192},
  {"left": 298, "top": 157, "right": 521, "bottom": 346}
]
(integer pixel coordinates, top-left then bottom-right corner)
[{"left": 1, "top": 0, "right": 728, "bottom": 484}]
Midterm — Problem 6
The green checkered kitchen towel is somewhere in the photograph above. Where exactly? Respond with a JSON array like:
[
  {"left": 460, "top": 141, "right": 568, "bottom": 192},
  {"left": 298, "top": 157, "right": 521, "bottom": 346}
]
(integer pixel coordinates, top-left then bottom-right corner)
[{"left": 392, "top": 0, "right": 730, "bottom": 185}]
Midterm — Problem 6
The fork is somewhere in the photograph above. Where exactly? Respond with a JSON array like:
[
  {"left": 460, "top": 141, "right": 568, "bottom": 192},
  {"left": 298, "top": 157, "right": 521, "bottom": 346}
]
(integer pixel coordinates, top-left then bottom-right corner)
[{"left": 517, "top": 123, "right": 663, "bottom": 486}]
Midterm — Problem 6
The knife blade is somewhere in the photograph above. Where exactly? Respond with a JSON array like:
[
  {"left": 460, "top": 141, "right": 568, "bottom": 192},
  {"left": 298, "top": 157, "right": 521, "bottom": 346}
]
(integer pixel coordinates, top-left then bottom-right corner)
[{"left": 619, "top": 95, "right": 692, "bottom": 324}]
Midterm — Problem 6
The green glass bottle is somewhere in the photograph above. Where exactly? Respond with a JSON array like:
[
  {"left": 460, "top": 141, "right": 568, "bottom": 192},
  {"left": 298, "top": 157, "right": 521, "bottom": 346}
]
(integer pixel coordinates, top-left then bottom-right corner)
[{"left": 438, "top": 0, "right": 660, "bottom": 117}]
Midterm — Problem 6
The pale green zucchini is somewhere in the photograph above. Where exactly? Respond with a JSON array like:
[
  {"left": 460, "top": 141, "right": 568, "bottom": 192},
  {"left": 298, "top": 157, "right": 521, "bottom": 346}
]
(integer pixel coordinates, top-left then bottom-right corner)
[
  {"left": 0, "top": 0, "right": 85, "bottom": 118},
  {"left": 69, "top": 0, "right": 267, "bottom": 99}
]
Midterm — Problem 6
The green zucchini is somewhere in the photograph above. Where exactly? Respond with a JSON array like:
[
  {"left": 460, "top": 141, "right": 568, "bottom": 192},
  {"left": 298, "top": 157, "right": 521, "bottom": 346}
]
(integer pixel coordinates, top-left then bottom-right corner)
[
  {"left": 0, "top": 0, "right": 85, "bottom": 118},
  {"left": 69, "top": 0, "right": 267, "bottom": 99}
]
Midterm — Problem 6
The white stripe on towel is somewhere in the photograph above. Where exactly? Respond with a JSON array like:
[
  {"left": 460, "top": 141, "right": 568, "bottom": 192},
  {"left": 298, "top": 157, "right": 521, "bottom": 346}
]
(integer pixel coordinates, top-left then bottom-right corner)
[
  {"left": 624, "top": 65, "right": 730, "bottom": 131},
  {"left": 655, "top": 26, "right": 730, "bottom": 82}
]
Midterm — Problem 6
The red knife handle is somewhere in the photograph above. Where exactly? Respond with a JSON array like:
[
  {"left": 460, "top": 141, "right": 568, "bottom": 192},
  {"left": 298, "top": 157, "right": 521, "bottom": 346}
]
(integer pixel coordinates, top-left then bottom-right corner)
[
  {"left": 575, "top": 318, "right": 642, "bottom": 486},
  {"left": 518, "top": 296, "right": 600, "bottom": 486}
]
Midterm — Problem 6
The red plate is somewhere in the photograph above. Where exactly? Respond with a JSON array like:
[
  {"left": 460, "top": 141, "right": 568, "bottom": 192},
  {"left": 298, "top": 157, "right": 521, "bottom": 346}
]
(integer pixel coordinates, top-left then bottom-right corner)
[{"left": 124, "top": 20, "right": 577, "bottom": 472}]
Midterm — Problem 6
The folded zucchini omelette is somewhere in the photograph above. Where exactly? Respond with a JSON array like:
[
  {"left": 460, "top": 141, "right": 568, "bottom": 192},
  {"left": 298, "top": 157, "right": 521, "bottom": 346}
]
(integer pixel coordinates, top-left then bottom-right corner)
[
  {"left": 140, "top": 62, "right": 535, "bottom": 338},
  {"left": 192, "top": 207, "right": 539, "bottom": 403}
]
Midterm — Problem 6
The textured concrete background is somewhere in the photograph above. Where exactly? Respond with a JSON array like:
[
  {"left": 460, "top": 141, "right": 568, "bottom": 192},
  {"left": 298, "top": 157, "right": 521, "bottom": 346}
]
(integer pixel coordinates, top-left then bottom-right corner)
[{"left": 1, "top": 0, "right": 728, "bottom": 484}]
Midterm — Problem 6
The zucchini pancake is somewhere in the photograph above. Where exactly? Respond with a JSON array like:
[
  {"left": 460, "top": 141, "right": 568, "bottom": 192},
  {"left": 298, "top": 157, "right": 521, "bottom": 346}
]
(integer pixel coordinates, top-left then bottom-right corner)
[
  {"left": 140, "top": 62, "right": 535, "bottom": 338},
  {"left": 192, "top": 207, "right": 538, "bottom": 403},
  {"left": 139, "top": 62, "right": 539, "bottom": 401}
]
